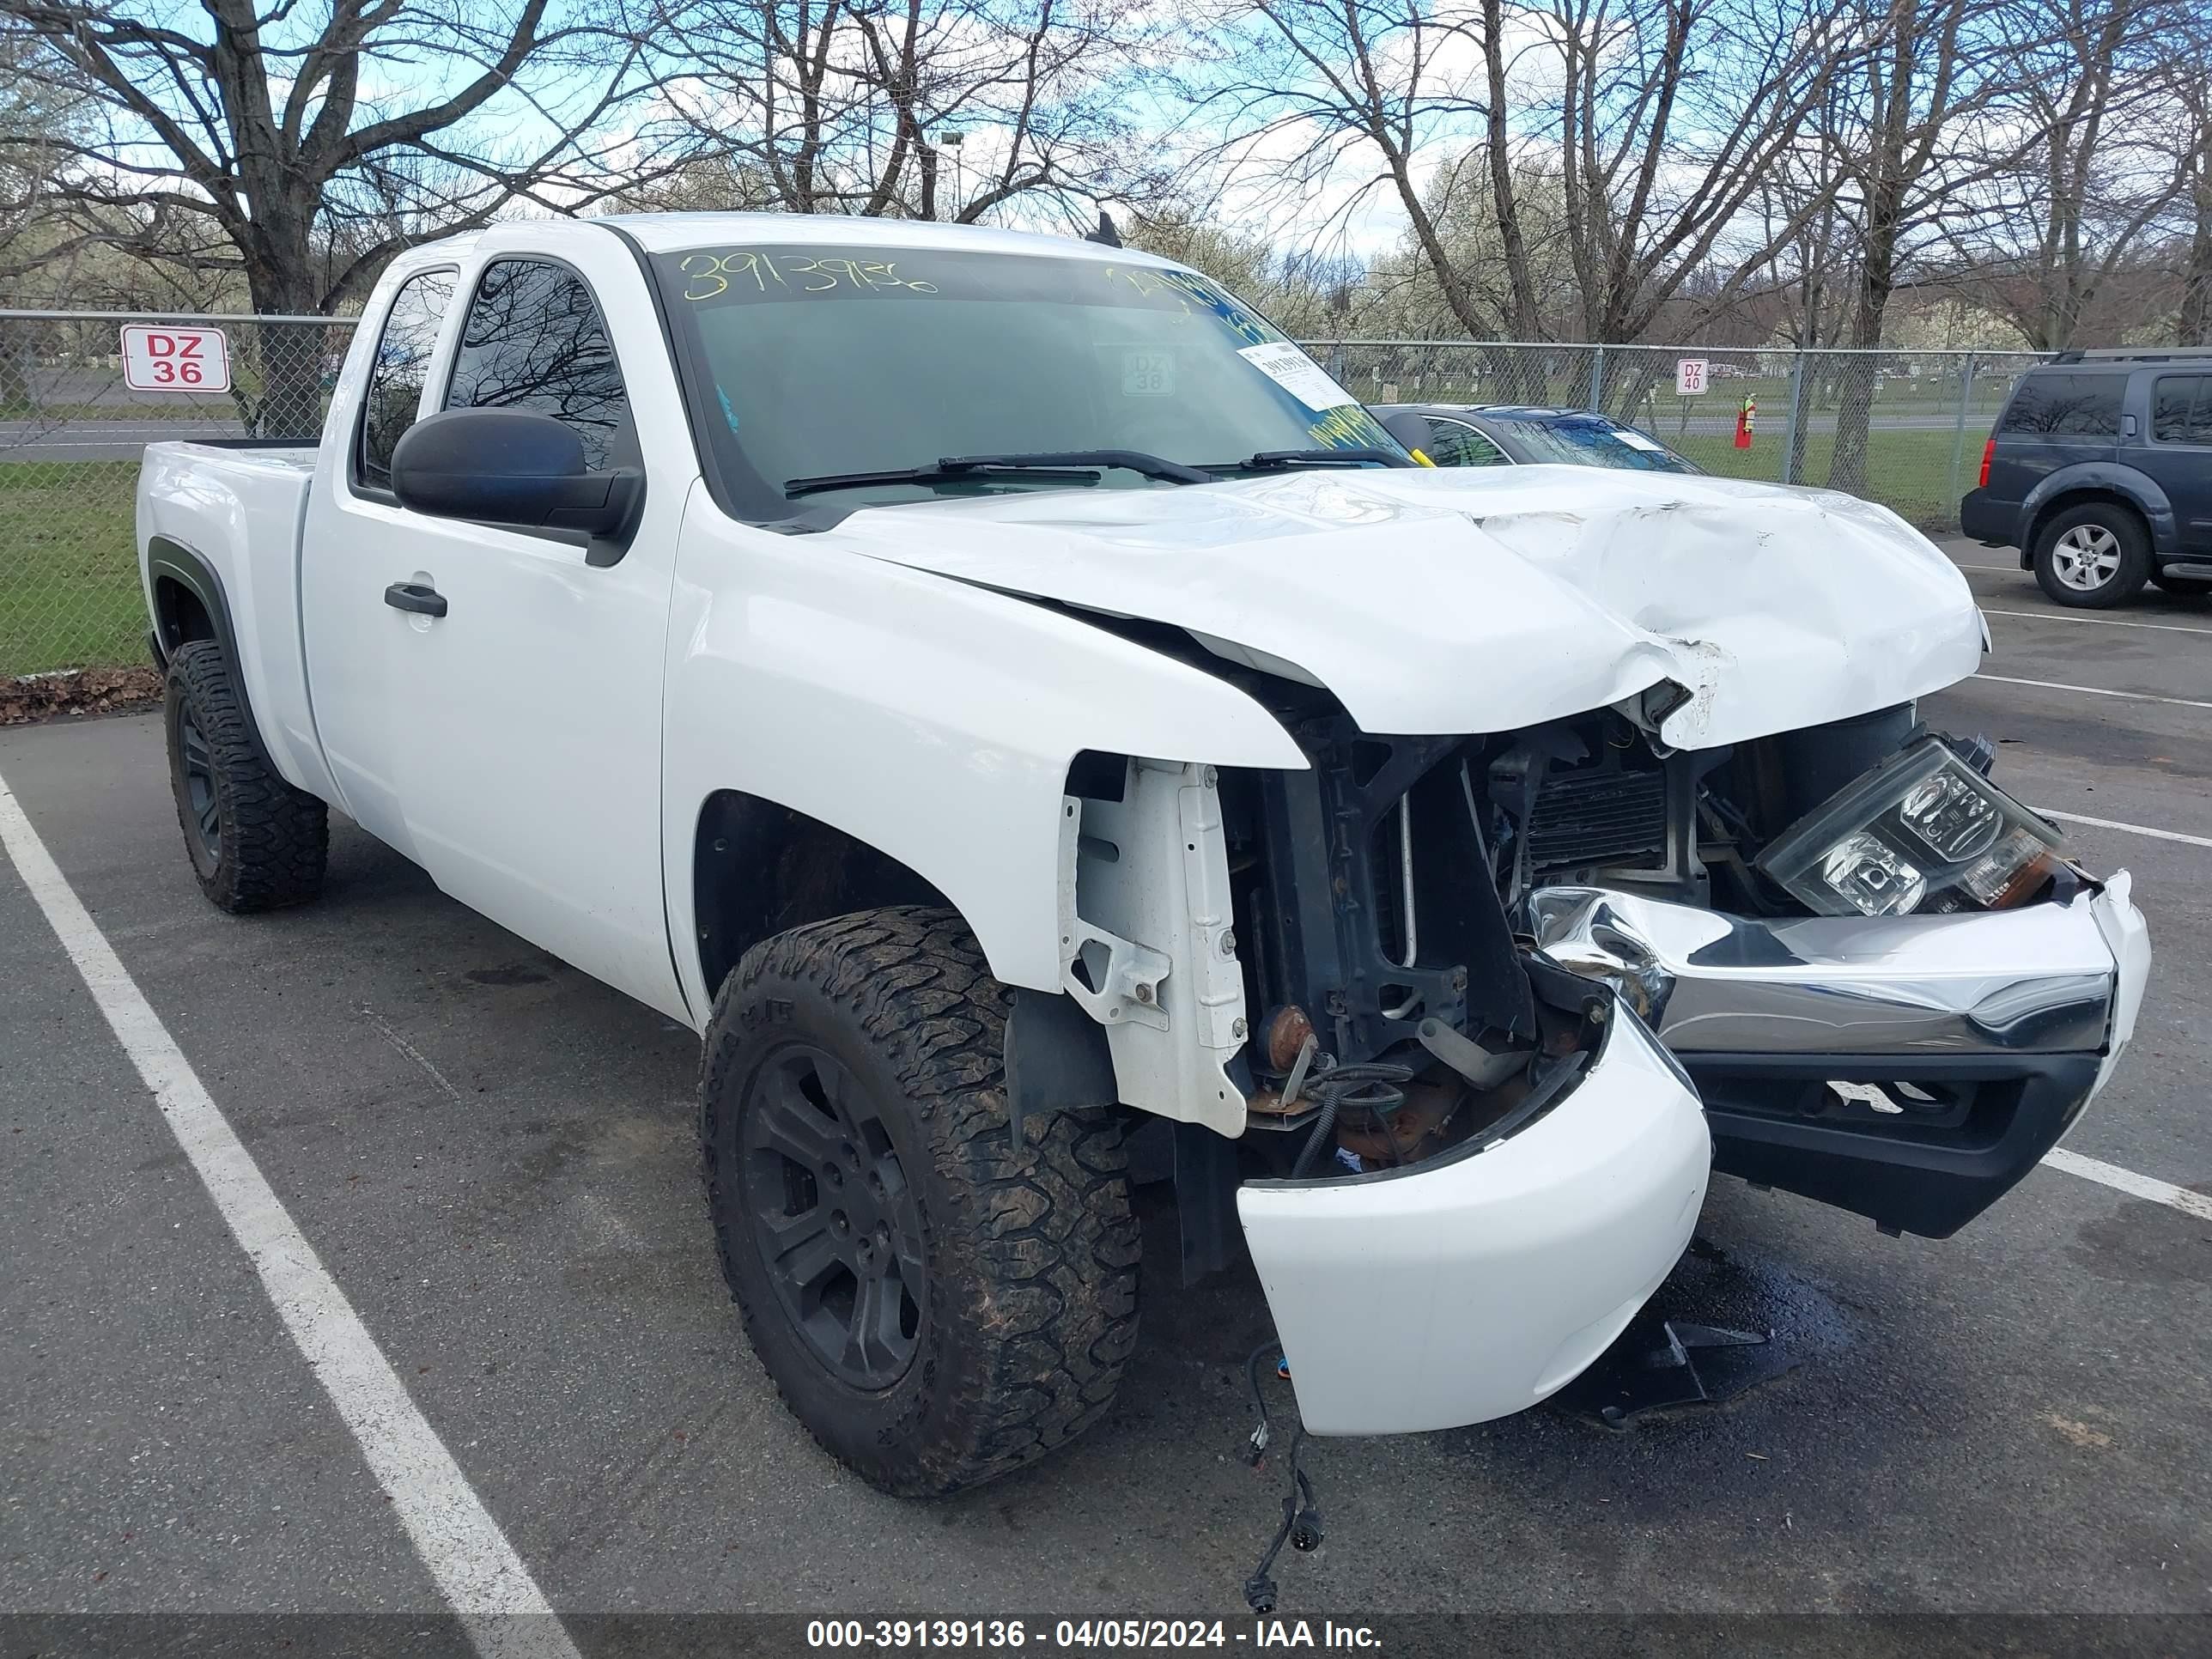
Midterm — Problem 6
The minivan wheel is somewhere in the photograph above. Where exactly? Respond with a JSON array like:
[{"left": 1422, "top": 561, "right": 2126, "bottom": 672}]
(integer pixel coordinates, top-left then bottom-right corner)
[
  {"left": 2033, "top": 504, "right": 2150, "bottom": 608},
  {"left": 699, "top": 906, "right": 1140, "bottom": 1497}
]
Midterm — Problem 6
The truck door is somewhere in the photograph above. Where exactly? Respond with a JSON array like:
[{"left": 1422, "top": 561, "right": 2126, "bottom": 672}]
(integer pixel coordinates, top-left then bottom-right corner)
[
  {"left": 305, "top": 241, "right": 693, "bottom": 1023},
  {"left": 301, "top": 260, "right": 461, "bottom": 861}
]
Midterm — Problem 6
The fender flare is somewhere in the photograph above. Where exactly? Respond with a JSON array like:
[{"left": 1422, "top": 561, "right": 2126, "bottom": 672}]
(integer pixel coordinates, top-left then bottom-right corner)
[
  {"left": 2021, "top": 463, "right": 2173, "bottom": 557},
  {"left": 144, "top": 536, "right": 281, "bottom": 770}
]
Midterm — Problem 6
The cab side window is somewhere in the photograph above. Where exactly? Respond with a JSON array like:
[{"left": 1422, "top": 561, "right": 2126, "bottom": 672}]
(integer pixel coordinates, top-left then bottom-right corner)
[
  {"left": 1425, "top": 418, "right": 1509, "bottom": 467},
  {"left": 445, "top": 260, "right": 635, "bottom": 470},
  {"left": 356, "top": 268, "right": 457, "bottom": 492}
]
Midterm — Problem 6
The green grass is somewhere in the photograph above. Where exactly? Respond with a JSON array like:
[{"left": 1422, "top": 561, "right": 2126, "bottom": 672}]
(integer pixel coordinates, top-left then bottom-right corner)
[
  {"left": 1668, "top": 427, "right": 1973, "bottom": 530},
  {"left": 0, "top": 461, "right": 146, "bottom": 677}
]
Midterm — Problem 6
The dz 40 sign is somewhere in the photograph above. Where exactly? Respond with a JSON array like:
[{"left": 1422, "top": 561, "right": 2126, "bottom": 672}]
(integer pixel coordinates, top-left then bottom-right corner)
[{"left": 121, "top": 325, "right": 231, "bottom": 392}]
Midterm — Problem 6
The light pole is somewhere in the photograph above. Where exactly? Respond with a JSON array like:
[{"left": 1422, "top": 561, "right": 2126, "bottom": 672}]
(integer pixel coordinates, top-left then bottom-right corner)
[{"left": 936, "top": 128, "right": 963, "bottom": 218}]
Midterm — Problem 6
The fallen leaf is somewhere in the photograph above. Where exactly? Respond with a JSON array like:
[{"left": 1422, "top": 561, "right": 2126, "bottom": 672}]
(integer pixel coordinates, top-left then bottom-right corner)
[{"left": 2039, "top": 1413, "right": 2112, "bottom": 1449}]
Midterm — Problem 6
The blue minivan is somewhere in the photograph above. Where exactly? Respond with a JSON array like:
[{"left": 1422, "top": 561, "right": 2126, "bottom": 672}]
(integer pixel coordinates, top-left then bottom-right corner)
[{"left": 1960, "top": 348, "right": 2212, "bottom": 607}]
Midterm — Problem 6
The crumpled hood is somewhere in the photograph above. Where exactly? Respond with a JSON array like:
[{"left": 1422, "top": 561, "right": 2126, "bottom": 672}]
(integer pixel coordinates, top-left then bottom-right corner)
[{"left": 830, "top": 465, "right": 1984, "bottom": 747}]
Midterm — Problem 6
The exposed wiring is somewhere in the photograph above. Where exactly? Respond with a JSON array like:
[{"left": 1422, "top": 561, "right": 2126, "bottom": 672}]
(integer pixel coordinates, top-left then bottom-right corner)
[
  {"left": 1289, "top": 1062, "right": 1413, "bottom": 1179},
  {"left": 1242, "top": 1343, "right": 1323, "bottom": 1614}
]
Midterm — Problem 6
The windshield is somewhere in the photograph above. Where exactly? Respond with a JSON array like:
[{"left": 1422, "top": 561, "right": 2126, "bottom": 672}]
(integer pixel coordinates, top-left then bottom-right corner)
[
  {"left": 650, "top": 245, "right": 1396, "bottom": 513},
  {"left": 1494, "top": 416, "right": 1697, "bottom": 472}
]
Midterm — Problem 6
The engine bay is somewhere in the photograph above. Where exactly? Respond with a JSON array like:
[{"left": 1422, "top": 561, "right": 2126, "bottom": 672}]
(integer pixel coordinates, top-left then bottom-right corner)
[{"left": 1061, "top": 676, "right": 2075, "bottom": 1188}]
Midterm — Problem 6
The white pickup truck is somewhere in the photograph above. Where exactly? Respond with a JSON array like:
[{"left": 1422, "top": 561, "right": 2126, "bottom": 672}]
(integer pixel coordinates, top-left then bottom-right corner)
[{"left": 137, "top": 214, "right": 2149, "bottom": 1498}]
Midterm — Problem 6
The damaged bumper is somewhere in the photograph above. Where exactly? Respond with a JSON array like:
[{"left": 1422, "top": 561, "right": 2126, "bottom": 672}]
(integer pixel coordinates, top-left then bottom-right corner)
[
  {"left": 1527, "top": 876, "right": 2151, "bottom": 1237},
  {"left": 1236, "top": 1005, "right": 1711, "bottom": 1437}
]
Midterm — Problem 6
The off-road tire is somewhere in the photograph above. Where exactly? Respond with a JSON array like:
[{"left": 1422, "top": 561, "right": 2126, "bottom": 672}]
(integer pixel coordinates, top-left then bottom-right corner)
[
  {"left": 164, "top": 640, "right": 328, "bottom": 913},
  {"left": 2032, "top": 502, "right": 2151, "bottom": 608},
  {"left": 700, "top": 905, "right": 1140, "bottom": 1497}
]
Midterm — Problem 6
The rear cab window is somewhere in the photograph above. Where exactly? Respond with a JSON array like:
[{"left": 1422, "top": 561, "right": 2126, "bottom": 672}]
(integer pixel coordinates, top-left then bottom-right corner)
[
  {"left": 1998, "top": 374, "right": 2124, "bottom": 439},
  {"left": 354, "top": 268, "right": 457, "bottom": 493}
]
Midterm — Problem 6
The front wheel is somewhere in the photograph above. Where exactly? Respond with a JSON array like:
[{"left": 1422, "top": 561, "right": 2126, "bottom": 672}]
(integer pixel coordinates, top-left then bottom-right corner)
[
  {"left": 2033, "top": 504, "right": 2151, "bottom": 608},
  {"left": 164, "top": 641, "right": 328, "bottom": 912},
  {"left": 699, "top": 906, "right": 1140, "bottom": 1496}
]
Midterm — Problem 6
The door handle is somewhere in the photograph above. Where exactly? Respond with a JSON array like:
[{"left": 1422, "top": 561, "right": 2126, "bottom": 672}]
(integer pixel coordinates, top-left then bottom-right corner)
[{"left": 384, "top": 581, "right": 447, "bottom": 618}]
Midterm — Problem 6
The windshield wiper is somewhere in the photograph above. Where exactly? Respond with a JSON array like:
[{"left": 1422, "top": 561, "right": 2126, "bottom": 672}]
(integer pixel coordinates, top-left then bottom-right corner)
[
  {"left": 785, "top": 449, "right": 1212, "bottom": 498},
  {"left": 944, "top": 449, "right": 1216, "bottom": 483},
  {"left": 1221, "top": 447, "right": 1416, "bottom": 471}
]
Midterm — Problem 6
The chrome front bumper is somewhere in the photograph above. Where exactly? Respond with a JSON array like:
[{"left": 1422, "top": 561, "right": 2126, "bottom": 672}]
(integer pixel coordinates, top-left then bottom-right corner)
[
  {"left": 1527, "top": 875, "right": 2149, "bottom": 1237},
  {"left": 1522, "top": 878, "right": 2140, "bottom": 1056}
]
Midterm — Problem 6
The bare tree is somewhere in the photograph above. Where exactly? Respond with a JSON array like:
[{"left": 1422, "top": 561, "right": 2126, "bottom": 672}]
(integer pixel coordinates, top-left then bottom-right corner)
[
  {"left": 634, "top": 0, "right": 1170, "bottom": 223},
  {"left": 2170, "top": 9, "right": 2212, "bottom": 343},
  {"left": 1523, "top": 0, "right": 1856, "bottom": 354},
  {"left": 1206, "top": 0, "right": 1855, "bottom": 380},
  {"left": 1808, "top": 0, "right": 2031, "bottom": 491},
  {"left": 0, "top": 0, "right": 652, "bottom": 423},
  {"left": 1190, "top": 0, "right": 1505, "bottom": 341},
  {"left": 1941, "top": 0, "right": 2175, "bottom": 349}
]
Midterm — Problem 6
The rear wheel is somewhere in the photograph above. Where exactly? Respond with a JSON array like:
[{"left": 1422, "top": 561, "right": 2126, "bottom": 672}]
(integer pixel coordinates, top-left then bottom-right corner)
[
  {"left": 2032, "top": 503, "right": 2150, "bottom": 608},
  {"left": 164, "top": 641, "right": 328, "bottom": 912},
  {"left": 699, "top": 905, "right": 1140, "bottom": 1496}
]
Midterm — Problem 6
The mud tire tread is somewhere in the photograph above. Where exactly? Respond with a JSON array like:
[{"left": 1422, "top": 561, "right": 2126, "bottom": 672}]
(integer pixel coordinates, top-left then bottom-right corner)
[
  {"left": 699, "top": 905, "right": 1140, "bottom": 1496},
  {"left": 164, "top": 640, "right": 328, "bottom": 913}
]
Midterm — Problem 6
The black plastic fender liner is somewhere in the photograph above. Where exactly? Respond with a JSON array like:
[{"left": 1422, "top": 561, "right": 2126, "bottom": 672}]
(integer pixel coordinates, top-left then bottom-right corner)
[
  {"left": 1687, "top": 1050, "right": 2104, "bottom": 1238},
  {"left": 143, "top": 536, "right": 284, "bottom": 774}
]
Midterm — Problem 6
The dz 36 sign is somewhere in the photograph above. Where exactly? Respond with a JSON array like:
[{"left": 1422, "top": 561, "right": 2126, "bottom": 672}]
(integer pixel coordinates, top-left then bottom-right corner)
[{"left": 121, "top": 325, "right": 231, "bottom": 392}]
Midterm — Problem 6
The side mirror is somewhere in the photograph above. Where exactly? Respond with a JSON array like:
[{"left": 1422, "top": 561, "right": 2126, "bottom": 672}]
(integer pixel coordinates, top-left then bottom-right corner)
[
  {"left": 1376, "top": 409, "right": 1440, "bottom": 464},
  {"left": 391, "top": 408, "right": 643, "bottom": 558}
]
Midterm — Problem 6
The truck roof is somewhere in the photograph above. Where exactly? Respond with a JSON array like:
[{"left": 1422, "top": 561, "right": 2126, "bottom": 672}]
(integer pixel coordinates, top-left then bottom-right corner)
[{"left": 595, "top": 211, "right": 1182, "bottom": 268}]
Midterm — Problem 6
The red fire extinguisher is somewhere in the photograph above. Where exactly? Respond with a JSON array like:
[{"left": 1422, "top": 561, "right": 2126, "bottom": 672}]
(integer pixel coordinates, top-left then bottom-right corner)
[{"left": 1734, "top": 394, "right": 1756, "bottom": 450}]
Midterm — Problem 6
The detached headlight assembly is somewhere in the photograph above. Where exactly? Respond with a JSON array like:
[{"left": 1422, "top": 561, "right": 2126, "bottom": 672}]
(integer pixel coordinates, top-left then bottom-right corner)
[{"left": 1753, "top": 738, "right": 2065, "bottom": 917}]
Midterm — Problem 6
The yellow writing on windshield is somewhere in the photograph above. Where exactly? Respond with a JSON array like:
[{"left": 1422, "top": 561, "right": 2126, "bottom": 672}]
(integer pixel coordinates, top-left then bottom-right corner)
[{"left": 678, "top": 252, "right": 940, "bottom": 301}]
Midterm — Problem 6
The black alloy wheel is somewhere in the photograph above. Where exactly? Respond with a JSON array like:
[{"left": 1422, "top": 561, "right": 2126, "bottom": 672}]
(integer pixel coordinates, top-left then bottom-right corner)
[
  {"left": 174, "top": 705, "right": 222, "bottom": 867},
  {"left": 742, "top": 1042, "right": 928, "bottom": 1389}
]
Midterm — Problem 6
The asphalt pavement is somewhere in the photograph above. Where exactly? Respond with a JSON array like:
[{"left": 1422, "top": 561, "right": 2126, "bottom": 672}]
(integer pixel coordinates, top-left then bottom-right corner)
[{"left": 2, "top": 542, "right": 2208, "bottom": 1650}]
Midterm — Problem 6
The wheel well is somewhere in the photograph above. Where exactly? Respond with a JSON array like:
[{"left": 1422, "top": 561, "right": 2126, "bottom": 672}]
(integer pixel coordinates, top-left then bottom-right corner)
[
  {"left": 153, "top": 574, "right": 217, "bottom": 652},
  {"left": 692, "top": 791, "right": 951, "bottom": 998},
  {"left": 2025, "top": 489, "right": 2147, "bottom": 558}
]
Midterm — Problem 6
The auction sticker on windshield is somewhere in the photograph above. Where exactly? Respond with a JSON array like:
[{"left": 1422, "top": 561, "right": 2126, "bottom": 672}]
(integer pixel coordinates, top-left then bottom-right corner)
[{"left": 1237, "top": 343, "right": 1354, "bottom": 411}]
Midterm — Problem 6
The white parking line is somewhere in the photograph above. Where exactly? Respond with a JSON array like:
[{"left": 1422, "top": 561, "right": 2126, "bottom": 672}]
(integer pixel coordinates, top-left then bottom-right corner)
[
  {"left": 2043, "top": 1149, "right": 2212, "bottom": 1222},
  {"left": 2039, "top": 809, "right": 2212, "bottom": 850},
  {"left": 1982, "top": 606, "right": 2212, "bottom": 637},
  {"left": 0, "top": 772, "right": 580, "bottom": 1659},
  {"left": 1973, "top": 673, "right": 2212, "bottom": 712}
]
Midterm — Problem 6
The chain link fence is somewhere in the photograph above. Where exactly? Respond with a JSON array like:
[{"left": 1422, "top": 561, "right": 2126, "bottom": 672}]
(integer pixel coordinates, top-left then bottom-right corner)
[
  {"left": 1304, "top": 340, "right": 2051, "bottom": 530},
  {"left": 1, "top": 311, "right": 355, "bottom": 678},
  {"left": 0, "top": 309, "right": 2048, "bottom": 678}
]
